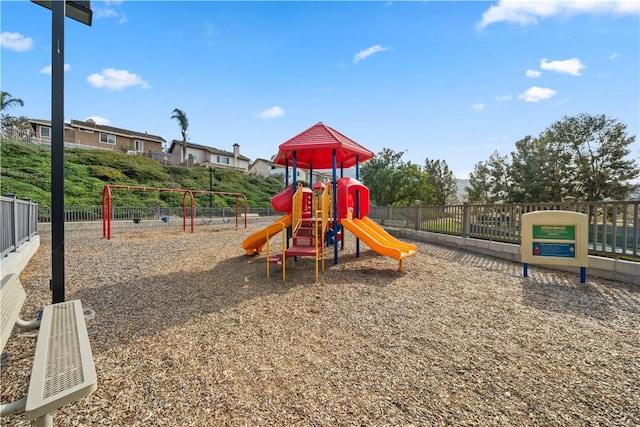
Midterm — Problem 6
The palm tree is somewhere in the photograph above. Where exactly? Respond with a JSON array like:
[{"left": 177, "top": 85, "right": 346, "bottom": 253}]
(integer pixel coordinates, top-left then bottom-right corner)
[
  {"left": 1, "top": 91, "right": 25, "bottom": 111},
  {"left": 171, "top": 108, "right": 189, "bottom": 164}
]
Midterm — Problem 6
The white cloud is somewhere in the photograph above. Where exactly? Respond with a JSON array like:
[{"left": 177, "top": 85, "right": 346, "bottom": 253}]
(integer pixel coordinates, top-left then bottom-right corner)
[
  {"left": 353, "top": 45, "right": 389, "bottom": 63},
  {"left": 471, "top": 103, "right": 485, "bottom": 111},
  {"left": 478, "top": 0, "right": 639, "bottom": 29},
  {"left": 255, "top": 106, "right": 285, "bottom": 119},
  {"left": 526, "top": 69, "right": 542, "bottom": 78},
  {"left": 40, "top": 64, "right": 71, "bottom": 75},
  {"left": 496, "top": 94, "right": 512, "bottom": 102},
  {"left": 518, "top": 86, "right": 557, "bottom": 102},
  {"left": 0, "top": 32, "right": 34, "bottom": 52},
  {"left": 540, "top": 57, "right": 586, "bottom": 76},
  {"left": 86, "top": 116, "right": 110, "bottom": 125},
  {"left": 93, "top": 2, "right": 127, "bottom": 24},
  {"left": 204, "top": 22, "right": 215, "bottom": 38},
  {"left": 609, "top": 52, "right": 621, "bottom": 59},
  {"left": 87, "top": 68, "right": 150, "bottom": 90}
]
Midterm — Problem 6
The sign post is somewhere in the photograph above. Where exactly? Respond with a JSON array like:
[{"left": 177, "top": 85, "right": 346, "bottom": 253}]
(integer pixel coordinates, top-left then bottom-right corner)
[{"left": 521, "top": 211, "right": 589, "bottom": 284}]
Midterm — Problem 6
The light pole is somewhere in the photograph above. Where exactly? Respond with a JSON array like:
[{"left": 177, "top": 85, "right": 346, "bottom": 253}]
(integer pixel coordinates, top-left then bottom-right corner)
[{"left": 32, "top": 1, "right": 92, "bottom": 303}]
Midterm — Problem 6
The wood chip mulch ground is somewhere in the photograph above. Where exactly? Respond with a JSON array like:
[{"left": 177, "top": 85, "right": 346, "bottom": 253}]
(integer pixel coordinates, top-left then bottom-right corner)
[{"left": 2, "top": 220, "right": 639, "bottom": 426}]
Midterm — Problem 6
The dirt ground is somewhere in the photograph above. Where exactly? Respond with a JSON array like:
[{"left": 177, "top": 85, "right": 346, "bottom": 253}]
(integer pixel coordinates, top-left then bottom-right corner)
[{"left": 2, "top": 222, "right": 639, "bottom": 426}]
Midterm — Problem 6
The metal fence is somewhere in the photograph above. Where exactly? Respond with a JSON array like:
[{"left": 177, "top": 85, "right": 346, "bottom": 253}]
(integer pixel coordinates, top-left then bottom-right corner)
[
  {"left": 37, "top": 205, "right": 283, "bottom": 223},
  {"left": 370, "top": 200, "right": 640, "bottom": 259},
  {"left": 1, "top": 195, "right": 38, "bottom": 258},
  {"left": 25, "top": 200, "right": 640, "bottom": 259}
]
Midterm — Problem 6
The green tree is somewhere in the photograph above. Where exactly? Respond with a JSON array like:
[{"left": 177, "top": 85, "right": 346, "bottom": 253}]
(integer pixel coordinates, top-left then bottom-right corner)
[
  {"left": 1, "top": 91, "right": 24, "bottom": 111},
  {"left": 466, "top": 153, "right": 509, "bottom": 204},
  {"left": 507, "top": 134, "right": 572, "bottom": 203},
  {"left": 361, "top": 148, "right": 407, "bottom": 206},
  {"left": 509, "top": 135, "right": 542, "bottom": 202},
  {"left": 547, "top": 113, "right": 638, "bottom": 201},
  {"left": 171, "top": 108, "right": 189, "bottom": 164},
  {"left": 540, "top": 129, "right": 575, "bottom": 202},
  {"left": 466, "top": 160, "right": 492, "bottom": 203},
  {"left": 485, "top": 151, "right": 510, "bottom": 203},
  {"left": 394, "top": 162, "right": 434, "bottom": 206},
  {"left": 424, "top": 158, "right": 457, "bottom": 205}
]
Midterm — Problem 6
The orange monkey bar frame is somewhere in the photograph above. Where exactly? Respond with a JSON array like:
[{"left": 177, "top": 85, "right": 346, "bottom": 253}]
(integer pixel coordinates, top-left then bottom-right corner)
[{"left": 102, "top": 185, "right": 248, "bottom": 240}]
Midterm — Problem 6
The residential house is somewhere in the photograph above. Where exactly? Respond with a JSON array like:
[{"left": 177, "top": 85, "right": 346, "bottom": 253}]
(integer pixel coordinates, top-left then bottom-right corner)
[
  {"left": 167, "top": 141, "right": 251, "bottom": 172},
  {"left": 249, "top": 158, "right": 332, "bottom": 184},
  {"left": 28, "top": 118, "right": 166, "bottom": 154}
]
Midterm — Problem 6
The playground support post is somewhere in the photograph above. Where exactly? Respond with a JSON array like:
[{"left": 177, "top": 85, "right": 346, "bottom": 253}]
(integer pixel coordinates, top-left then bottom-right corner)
[{"left": 332, "top": 149, "right": 338, "bottom": 265}]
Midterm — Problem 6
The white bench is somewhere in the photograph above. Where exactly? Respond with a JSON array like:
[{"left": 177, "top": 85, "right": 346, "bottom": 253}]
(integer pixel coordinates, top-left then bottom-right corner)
[
  {"left": 384, "top": 219, "right": 407, "bottom": 228},
  {"left": 0, "top": 274, "right": 97, "bottom": 426}
]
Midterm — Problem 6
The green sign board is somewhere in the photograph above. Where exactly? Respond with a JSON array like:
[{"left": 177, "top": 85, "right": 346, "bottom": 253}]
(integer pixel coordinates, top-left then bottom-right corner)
[{"left": 532, "top": 225, "right": 575, "bottom": 241}]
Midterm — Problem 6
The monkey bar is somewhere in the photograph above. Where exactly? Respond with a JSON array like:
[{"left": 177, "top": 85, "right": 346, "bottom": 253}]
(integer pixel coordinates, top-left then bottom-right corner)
[{"left": 102, "top": 185, "right": 248, "bottom": 240}]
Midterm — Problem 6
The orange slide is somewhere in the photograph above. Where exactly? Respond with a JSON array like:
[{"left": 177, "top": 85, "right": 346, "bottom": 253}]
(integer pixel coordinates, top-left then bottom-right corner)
[
  {"left": 341, "top": 216, "right": 416, "bottom": 271},
  {"left": 242, "top": 215, "right": 292, "bottom": 255}
]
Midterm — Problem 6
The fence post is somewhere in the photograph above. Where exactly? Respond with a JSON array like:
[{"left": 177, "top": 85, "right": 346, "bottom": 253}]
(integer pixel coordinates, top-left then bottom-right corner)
[
  {"left": 462, "top": 202, "right": 470, "bottom": 238},
  {"left": 26, "top": 199, "right": 33, "bottom": 239},
  {"left": 7, "top": 194, "right": 18, "bottom": 250},
  {"left": 563, "top": 196, "right": 576, "bottom": 212},
  {"left": 415, "top": 206, "right": 421, "bottom": 231}
]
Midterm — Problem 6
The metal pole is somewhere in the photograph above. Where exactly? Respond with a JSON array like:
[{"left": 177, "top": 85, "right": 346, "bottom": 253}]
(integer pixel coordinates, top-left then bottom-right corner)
[
  {"left": 332, "top": 149, "right": 338, "bottom": 264},
  {"left": 209, "top": 167, "right": 213, "bottom": 210},
  {"left": 51, "top": 1, "right": 66, "bottom": 303}
]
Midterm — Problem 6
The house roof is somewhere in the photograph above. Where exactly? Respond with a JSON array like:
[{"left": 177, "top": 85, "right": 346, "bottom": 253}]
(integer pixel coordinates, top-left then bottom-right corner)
[
  {"left": 69, "top": 119, "right": 166, "bottom": 143},
  {"left": 272, "top": 122, "right": 374, "bottom": 169},
  {"left": 249, "top": 158, "right": 273, "bottom": 168},
  {"left": 168, "top": 140, "right": 251, "bottom": 161},
  {"left": 29, "top": 118, "right": 72, "bottom": 129},
  {"left": 29, "top": 118, "right": 166, "bottom": 143}
]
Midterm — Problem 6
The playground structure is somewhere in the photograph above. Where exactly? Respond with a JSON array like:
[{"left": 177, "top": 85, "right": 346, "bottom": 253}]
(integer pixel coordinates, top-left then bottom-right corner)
[
  {"left": 102, "top": 185, "right": 248, "bottom": 240},
  {"left": 241, "top": 122, "right": 417, "bottom": 279}
]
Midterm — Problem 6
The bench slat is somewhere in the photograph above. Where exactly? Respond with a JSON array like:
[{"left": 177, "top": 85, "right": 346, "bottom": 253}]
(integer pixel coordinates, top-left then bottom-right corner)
[
  {"left": 0, "top": 274, "right": 26, "bottom": 354},
  {"left": 24, "top": 300, "right": 97, "bottom": 420}
]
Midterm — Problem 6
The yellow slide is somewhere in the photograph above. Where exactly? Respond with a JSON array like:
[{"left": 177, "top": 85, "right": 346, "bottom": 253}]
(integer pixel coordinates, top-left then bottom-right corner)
[
  {"left": 242, "top": 215, "right": 292, "bottom": 255},
  {"left": 341, "top": 216, "right": 417, "bottom": 271}
]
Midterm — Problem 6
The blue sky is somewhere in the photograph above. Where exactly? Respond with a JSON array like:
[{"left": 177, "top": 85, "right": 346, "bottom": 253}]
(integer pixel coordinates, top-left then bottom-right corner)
[{"left": 2, "top": 0, "right": 639, "bottom": 179}]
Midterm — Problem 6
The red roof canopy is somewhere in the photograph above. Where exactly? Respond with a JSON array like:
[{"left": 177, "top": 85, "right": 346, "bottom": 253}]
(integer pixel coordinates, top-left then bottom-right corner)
[{"left": 273, "top": 122, "right": 374, "bottom": 169}]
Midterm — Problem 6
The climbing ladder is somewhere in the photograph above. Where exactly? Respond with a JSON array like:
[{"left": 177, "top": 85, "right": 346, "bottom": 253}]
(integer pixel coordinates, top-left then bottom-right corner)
[{"left": 283, "top": 185, "right": 330, "bottom": 281}]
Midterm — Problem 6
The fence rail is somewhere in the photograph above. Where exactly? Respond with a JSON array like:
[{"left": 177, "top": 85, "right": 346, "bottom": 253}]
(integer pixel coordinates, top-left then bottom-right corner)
[
  {"left": 36, "top": 205, "right": 283, "bottom": 224},
  {"left": 6, "top": 200, "right": 638, "bottom": 261},
  {"left": 1, "top": 195, "right": 38, "bottom": 258},
  {"left": 370, "top": 200, "right": 640, "bottom": 260}
]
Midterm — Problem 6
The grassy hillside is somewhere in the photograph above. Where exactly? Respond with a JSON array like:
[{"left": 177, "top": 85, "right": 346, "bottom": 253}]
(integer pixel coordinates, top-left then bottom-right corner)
[{"left": 0, "top": 139, "right": 284, "bottom": 207}]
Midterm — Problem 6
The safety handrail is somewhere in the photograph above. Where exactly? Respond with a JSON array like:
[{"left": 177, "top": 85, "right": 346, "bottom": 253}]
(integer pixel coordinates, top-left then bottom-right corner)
[
  {"left": 265, "top": 222, "right": 287, "bottom": 281},
  {"left": 291, "top": 184, "right": 304, "bottom": 235},
  {"left": 313, "top": 186, "right": 330, "bottom": 281}
]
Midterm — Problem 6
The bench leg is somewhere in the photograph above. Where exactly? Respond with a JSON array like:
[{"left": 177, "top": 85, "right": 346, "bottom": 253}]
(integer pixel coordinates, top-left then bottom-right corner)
[
  {"left": 35, "top": 413, "right": 53, "bottom": 427},
  {"left": 0, "top": 397, "right": 26, "bottom": 417}
]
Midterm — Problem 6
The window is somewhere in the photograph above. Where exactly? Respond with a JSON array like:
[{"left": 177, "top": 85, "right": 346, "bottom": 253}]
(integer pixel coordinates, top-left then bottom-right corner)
[
  {"left": 99, "top": 132, "right": 116, "bottom": 145},
  {"left": 217, "top": 156, "right": 230, "bottom": 165},
  {"left": 40, "top": 126, "right": 51, "bottom": 138},
  {"left": 134, "top": 140, "right": 144, "bottom": 152},
  {"left": 78, "top": 127, "right": 94, "bottom": 133},
  {"left": 188, "top": 153, "right": 198, "bottom": 161}
]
